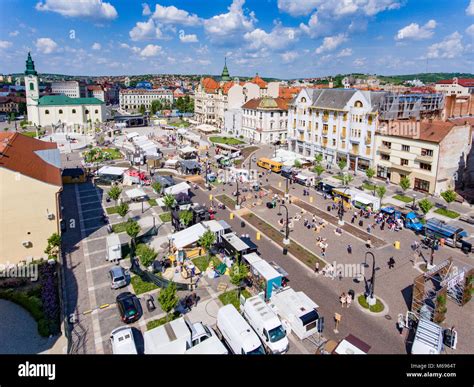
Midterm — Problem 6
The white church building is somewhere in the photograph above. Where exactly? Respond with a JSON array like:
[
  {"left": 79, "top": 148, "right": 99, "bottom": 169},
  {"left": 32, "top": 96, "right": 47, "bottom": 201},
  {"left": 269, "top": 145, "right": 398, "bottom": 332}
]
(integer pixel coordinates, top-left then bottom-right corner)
[{"left": 24, "top": 53, "right": 105, "bottom": 129}]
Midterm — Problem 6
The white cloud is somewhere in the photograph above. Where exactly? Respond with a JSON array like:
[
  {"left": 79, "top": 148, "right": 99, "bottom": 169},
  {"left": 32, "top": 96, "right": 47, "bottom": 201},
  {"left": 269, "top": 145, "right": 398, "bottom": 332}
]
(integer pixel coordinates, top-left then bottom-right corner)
[
  {"left": 426, "top": 32, "right": 464, "bottom": 59},
  {"left": 281, "top": 50, "right": 299, "bottom": 63},
  {"left": 204, "top": 0, "right": 256, "bottom": 42},
  {"left": 353, "top": 57, "right": 367, "bottom": 67},
  {"left": 120, "top": 43, "right": 141, "bottom": 54},
  {"left": 140, "top": 44, "right": 162, "bottom": 57},
  {"left": 0, "top": 40, "right": 13, "bottom": 49},
  {"left": 91, "top": 42, "right": 101, "bottom": 50},
  {"left": 129, "top": 18, "right": 164, "bottom": 41},
  {"left": 152, "top": 4, "right": 201, "bottom": 26},
  {"left": 35, "top": 37, "right": 59, "bottom": 54},
  {"left": 244, "top": 23, "right": 298, "bottom": 51},
  {"left": 9, "top": 31, "right": 19, "bottom": 37},
  {"left": 395, "top": 20, "right": 436, "bottom": 40},
  {"left": 467, "top": 0, "right": 474, "bottom": 15},
  {"left": 299, "top": 13, "right": 324, "bottom": 38},
  {"left": 466, "top": 24, "right": 474, "bottom": 37},
  {"left": 315, "top": 33, "right": 347, "bottom": 54},
  {"left": 35, "top": 0, "right": 117, "bottom": 20},
  {"left": 278, "top": 0, "right": 401, "bottom": 17},
  {"left": 142, "top": 3, "right": 151, "bottom": 16},
  {"left": 179, "top": 33, "right": 198, "bottom": 43},
  {"left": 337, "top": 48, "right": 353, "bottom": 57}
]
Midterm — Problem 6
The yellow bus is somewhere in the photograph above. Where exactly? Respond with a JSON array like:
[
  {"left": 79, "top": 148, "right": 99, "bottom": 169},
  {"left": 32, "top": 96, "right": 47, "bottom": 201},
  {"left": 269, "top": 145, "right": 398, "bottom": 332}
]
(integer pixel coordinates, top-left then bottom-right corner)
[{"left": 257, "top": 157, "right": 283, "bottom": 173}]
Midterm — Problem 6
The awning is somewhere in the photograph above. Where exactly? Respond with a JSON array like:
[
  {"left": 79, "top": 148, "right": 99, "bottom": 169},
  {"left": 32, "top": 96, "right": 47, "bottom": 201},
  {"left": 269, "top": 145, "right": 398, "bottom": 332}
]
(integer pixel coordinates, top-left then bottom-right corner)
[
  {"left": 97, "top": 166, "right": 127, "bottom": 176},
  {"left": 164, "top": 182, "right": 191, "bottom": 196},
  {"left": 125, "top": 188, "right": 147, "bottom": 200},
  {"left": 353, "top": 195, "right": 372, "bottom": 205},
  {"left": 180, "top": 146, "right": 197, "bottom": 154}
]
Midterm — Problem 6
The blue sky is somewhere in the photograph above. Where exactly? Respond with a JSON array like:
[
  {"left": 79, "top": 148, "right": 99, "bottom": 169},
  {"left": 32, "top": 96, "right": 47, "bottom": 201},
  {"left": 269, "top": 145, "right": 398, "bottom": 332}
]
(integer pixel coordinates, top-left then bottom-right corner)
[{"left": 0, "top": 0, "right": 473, "bottom": 78}]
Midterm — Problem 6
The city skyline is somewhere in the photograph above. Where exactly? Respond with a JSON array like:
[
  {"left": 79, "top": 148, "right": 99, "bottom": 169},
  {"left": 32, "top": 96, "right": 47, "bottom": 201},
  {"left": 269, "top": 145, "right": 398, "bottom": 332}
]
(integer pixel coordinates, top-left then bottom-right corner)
[{"left": 0, "top": 0, "right": 473, "bottom": 78}]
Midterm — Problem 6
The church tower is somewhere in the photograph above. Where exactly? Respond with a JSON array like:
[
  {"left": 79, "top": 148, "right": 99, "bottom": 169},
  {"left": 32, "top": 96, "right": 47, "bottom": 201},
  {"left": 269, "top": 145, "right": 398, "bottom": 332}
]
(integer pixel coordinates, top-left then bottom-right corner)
[
  {"left": 24, "top": 52, "right": 40, "bottom": 126},
  {"left": 221, "top": 57, "right": 231, "bottom": 82}
]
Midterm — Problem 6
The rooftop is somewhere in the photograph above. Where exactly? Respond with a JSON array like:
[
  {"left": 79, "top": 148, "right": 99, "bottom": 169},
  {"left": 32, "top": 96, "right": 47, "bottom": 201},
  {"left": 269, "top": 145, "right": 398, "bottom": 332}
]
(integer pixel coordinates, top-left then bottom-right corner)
[
  {"left": 380, "top": 120, "right": 468, "bottom": 143},
  {"left": 38, "top": 95, "right": 104, "bottom": 106},
  {"left": 242, "top": 97, "right": 289, "bottom": 111}
]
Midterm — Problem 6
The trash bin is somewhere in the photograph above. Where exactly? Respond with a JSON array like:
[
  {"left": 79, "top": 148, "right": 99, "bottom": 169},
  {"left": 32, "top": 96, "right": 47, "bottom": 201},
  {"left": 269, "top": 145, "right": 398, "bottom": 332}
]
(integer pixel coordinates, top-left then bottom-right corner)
[
  {"left": 348, "top": 289, "right": 355, "bottom": 300},
  {"left": 283, "top": 247, "right": 288, "bottom": 255}
]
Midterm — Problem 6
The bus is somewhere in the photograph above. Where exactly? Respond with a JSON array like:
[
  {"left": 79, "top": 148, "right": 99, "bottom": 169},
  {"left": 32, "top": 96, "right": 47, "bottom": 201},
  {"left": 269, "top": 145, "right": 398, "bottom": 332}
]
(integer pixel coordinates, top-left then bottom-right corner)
[{"left": 257, "top": 157, "right": 283, "bottom": 173}]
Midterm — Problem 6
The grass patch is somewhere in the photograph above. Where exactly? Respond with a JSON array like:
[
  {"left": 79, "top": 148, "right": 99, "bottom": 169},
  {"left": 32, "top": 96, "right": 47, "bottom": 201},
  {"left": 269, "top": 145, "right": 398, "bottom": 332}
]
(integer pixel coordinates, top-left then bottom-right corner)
[
  {"left": 192, "top": 255, "right": 222, "bottom": 272},
  {"left": 159, "top": 212, "right": 171, "bottom": 222},
  {"left": 106, "top": 206, "right": 118, "bottom": 215},
  {"left": 168, "top": 120, "right": 190, "bottom": 128},
  {"left": 130, "top": 275, "right": 159, "bottom": 295},
  {"left": 209, "top": 136, "right": 244, "bottom": 145},
  {"left": 102, "top": 148, "right": 122, "bottom": 159},
  {"left": 111, "top": 222, "right": 128, "bottom": 233},
  {"left": 242, "top": 212, "right": 325, "bottom": 269},
  {"left": 393, "top": 194, "right": 413, "bottom": 203},
  {"left": 434, "top": 208, "right": 460, "bottom": 219},
  {"left": 215, "top": 194, "right": 236, "bottom": 210},
  {"left": 357, "top": 294, "right": 385, "bottom": 313},
  {"left": 218, "top": 289, "right": 251, "bottom": 311},
  {"left": 333, "top": 174, "right": 344, "bottom": 181},
  {"left": 148, "top": 199, "right": 158, "bottom": 207},
  {"left": 362, "top": 182, "right": 377, "bottom": 191},
  {"left": 21, "top": 131, "right": 38, "bottom": 138},
  {"left": 146, "top": 312, "right": 180, "bottom": 330}
]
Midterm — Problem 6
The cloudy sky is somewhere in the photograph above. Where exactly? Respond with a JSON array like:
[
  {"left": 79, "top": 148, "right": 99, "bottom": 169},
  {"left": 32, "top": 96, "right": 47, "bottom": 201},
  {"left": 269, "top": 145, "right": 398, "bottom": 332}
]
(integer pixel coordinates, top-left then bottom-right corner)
[{"left": 0, "top": 0, "right": 473, "bottom": 78}]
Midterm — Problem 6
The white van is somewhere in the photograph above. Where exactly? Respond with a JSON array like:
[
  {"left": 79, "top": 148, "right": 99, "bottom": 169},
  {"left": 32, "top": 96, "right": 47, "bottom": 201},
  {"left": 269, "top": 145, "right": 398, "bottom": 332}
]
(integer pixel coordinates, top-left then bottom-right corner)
[
  {"left": 216, "top": 304, "right": 265, "bottom": 355},
  {"left": 110, "top": 326, "right": 137, "bottom": 354},
  {"left": 242, "top": 295, "right": 289, "bottom": 354},
  {"left": 106, "top": 234, "right": 122, "bottom": 262}
]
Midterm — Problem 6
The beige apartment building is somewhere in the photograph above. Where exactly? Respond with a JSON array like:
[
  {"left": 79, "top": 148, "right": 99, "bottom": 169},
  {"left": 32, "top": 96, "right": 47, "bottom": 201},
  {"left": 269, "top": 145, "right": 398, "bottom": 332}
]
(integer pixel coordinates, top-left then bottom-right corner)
[
  {"left": 374, "top": 120, "right": 472, "bottom": 195},
  {"left": 0, "top": 133, "right": 62, "bottom": 264}
]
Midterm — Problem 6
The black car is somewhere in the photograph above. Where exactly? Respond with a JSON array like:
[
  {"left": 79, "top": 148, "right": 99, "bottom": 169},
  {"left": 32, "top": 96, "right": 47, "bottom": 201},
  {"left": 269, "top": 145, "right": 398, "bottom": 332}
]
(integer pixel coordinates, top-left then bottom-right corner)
[{"left": 116, "top": 292, "right": 141, "bottom": 324}]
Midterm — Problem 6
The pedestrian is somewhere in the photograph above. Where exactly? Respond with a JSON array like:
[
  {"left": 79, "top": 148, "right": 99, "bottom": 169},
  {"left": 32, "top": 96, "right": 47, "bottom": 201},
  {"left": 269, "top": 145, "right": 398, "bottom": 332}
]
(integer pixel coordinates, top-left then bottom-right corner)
[
  {"left": 367, "top": 224, "right": 372, "bottom": 233},
  {"left": 193, "top": 292, "right": 199, "bottom": 307},
  {"left": 351, "top": 215, "right": 355, "bottom": 223},
  {"left": 347, "top": 244, "right": 352, "bottom": 254},
  {"left": 397, "top": 314, "right": 405, "bottom": 334},
  {"left": 346, "top": 294, "right": 352, "bottom": 308},
  {"left": 340, "top": 293, "right": 347, "bottom": 307},
  {"left": 314, "top": 262, "right": 320, "bottom": 274},
  {"left": 388, "top": 257, "right": 395, "bottom": 269},
  {"left": 366, "top": 238, "right": 372, "bottom": 248}
]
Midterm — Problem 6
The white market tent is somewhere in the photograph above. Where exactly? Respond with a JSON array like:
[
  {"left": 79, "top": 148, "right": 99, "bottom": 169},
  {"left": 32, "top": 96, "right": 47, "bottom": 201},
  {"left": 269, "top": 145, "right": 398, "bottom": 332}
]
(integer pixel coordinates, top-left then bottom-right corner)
[
  {"left": 97, "top": 166, "right": 127, "bottom": 176},
  {"left": 177, "top": 128, "right": 188, "bottom": 135},
  {"left": 196, "top": 124, "right": 219, "bottom": 133},
  {"left": 124, "top": 187, "right": 147, "bottom": 200},
  {"left": 164, "top": 182, "right": 191, "bottom": 196},
  {"left": 180, "top": 146, "right": 198, "bottom": 154},
  {"left": 171, "top": 223, "right": 207, "bottom": 249},
  {"left": 126, "top": 132, "right": 139, "bottom": 140}
]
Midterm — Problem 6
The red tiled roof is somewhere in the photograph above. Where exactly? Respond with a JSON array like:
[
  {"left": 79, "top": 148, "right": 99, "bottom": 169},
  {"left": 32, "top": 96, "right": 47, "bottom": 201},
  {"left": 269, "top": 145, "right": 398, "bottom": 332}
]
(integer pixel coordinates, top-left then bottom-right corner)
[
  {"left": 382, "top": 120, "right": 467, "bottom": 143},
  {"left": 201, "top": 77, "right": 220, "bottom": 92},
  {"left": 0, "top": 133, "right": 62, "bottom": 186},
  {"left": 279, "top": 86, "right": 301, "bottom": 99},
  {"left": 242, "top": 97, "right": 289, "bottom": 111},
  {"left": 250, "top": 74, "right": 267, "bottom": 88},
  {"left": 436, "top": 78, "right": 474, "bottom": 87}
]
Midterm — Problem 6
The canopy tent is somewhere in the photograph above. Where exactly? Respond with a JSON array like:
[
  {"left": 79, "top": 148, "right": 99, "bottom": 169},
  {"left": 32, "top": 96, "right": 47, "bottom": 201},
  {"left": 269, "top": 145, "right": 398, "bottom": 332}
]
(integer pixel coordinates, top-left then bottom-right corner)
[
  {"left": 124, "top": 187, "right": 147, "bottom": 200},
  {"left": 97, "top": 166, "right": 127, "bottom": 176},
  {"left": 126, "top": 132, "right": 139, "bottom": 140},
  {"left": 170, "top": 221, "right": 226, "bottom": 249},
  {"left": 164, "top": 181, "right": 191, "bottom": 196},
  {"left": 180, "top": 146, "right": 198, "bottom": 154},
  {"left": 196, "top": 124, "right": 219, "bottom": 133}
]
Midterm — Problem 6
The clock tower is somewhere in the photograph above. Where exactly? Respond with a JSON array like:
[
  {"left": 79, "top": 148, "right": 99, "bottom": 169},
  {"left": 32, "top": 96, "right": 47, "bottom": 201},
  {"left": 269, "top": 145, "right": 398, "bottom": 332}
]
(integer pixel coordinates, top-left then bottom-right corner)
[{"left": 24, "top": 52, "right": 40, "bottom": 126}]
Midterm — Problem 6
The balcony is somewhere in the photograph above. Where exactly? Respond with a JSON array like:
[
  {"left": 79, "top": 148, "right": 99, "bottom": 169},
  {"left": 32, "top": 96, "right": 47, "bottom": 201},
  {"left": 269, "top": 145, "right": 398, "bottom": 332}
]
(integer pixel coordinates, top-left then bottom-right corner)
[
  {"left": 415, "top": 154, "right": 433, "bottom": 163},
  {"left": 350, "top": 137, "right": 361, "bottom": 143},
  {"left": 379, "top": 146, "right": 391, "bottom": 154},
  {"left": 390, "top": 164, "right": 412, "bottom": 173}
]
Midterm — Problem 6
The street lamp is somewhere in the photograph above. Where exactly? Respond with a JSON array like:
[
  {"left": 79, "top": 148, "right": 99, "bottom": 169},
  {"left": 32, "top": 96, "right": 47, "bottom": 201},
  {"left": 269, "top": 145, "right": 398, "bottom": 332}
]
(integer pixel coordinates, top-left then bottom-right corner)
[
  {"left": 337, "top": 186, "right": 349, "bottom": 226},
  {"left": 235, "top": 178, "right": 241, "bottom": 210},
  {"left": 365, "top": 251, "right": 380, "bottom": 306},
  {"left": 412, "top": 193, "right": 416, "bottom": 210},
  {"left": 279, "top": 204, "right": 290, "bottom": 245}
]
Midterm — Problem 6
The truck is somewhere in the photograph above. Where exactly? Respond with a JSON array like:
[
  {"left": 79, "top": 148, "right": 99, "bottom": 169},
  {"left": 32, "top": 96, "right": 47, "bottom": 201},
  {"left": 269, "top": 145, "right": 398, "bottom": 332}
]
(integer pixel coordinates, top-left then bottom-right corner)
[
  {"left": 106, "top": 234, "right": 122, "bottom": 262},
  {"left": 241, "top": 295, "right": 289, "bottom": 354},
  {"left": 411, "top": 318, "right": 444, "bottom": 355},
  {"left": 424, "top": 218, "right": 471, "bottom": 252},
  {"left": 216, "top": 304, "right": 266, "bottom": 355},
  {"left": 380, "top": 207, "right": 423, "bottom": 232},
  {"left": 144, "top": 317, "right": 228, "bottom": 354},
  {"left": 269, "top": 287, "right": 320, "bottom": 340}
]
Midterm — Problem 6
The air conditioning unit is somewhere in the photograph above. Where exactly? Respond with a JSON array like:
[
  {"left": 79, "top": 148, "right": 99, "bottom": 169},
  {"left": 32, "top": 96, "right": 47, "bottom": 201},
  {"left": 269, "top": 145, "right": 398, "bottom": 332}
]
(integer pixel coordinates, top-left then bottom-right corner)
[
  {"left": 47, "top": 213, "right": 55, "bottom": 220},
  {"left": 22, "top": 240, "right": 32, "bottom": 248}
]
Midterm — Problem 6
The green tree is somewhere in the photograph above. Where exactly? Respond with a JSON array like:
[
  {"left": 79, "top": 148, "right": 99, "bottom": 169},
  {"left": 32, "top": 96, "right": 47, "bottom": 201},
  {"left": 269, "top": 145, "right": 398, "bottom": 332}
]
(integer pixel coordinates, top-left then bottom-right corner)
[
  {"left": 44, "top": 233, "right": 61, "bottom": 257},
  {"left": 139, "top": 104, "right": 146, "bottom": 115},
  {"left": 152, "top": 181, "right": 162, "bottom": 195},
  {"left": 365, "top": 167, "right": 375, "bottom": 182},
  {"left": 337, "top": 159, "right": 347, "bottom": 174},
  {"left": 163, "top": 193, "right": 176, "bottom": 211},
  {"left": 376, "top": 185, "right": 387, "bottom": 201},
  {"left": 136, "top": 244, "right": 157, "bottom": 267},
  {"left": 440, "top": 189, "right": 457, "bottom": 209},
  {"left": 126, "top": 219, "right": 141, "bottom": 255},
  {"left": 294, "top": 159, "right": 302, "bottom": 168},
  {"left": 158, "top": 282, "right": 179, "bottom": 321},
  {"left": 314, "top": 153, "right": 323, "bottom": 165},
  {"left": 108, "top": 186, "right": 122, "bottom": 205},
  {"left": 116, "top": 202, "right": 129, "bottom": 217},
  {"left": 419, "top": 198, "right": 434, "bottom": 215},
  {"left": 179, "top": 210, "right": 194, "bottom": 227},
  {"left": 343, "top": 173, "right": 353, "bottom": 186},
  {"left": 150, "top": 99, "right": 163, "bottom": 115},
  {"left": 198, "top": 230, "right": 216, "bottom": 263},
  {"left": 313, "top": 164, "right": 325, "bottom": 179},
  {"left": 399, "top": 176, "right": 411, "bottom": 193},
  {"left": 229, "top": 261, "right": 249, "bottom": 287}
]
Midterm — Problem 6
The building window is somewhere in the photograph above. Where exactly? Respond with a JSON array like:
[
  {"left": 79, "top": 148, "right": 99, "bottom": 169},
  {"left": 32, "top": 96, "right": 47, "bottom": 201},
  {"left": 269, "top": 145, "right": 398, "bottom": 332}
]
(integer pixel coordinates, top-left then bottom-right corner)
[
  {"left": 355, "top": 101, "right": 363, "bottom": 108},
  {"left": 382, "top": 141, "right": 391, "bottom": 149},
  {"left": 58, "top": 109, "right": 63, "bottom": 114},
  {"left": 85, "top": 109, "right": 89, "bottom": 114},
  {"left": 420, "top": 162, "right": 432, "bottom": 171},
  {"left": 414, "top": 178, "right": 430, "bottom": 192},
  {"left": 45, "top": 110, "right": 49, "bottom": 114},
  {"left": 95, "top": 109, "right": 98, "bottom": 114},
  {"left": 381, "top": 154, "right": 390, "bottom": 161},
  {"left": 421, "top": 148, "right": 433, "bottom": 157},
  {"left": 29, "top": 83, "right": 34, "bottom": 91},
  {"left": 332, "top": 139, "right": 336, "bottom": 146},
  {"left": 377, "top": 165, "right": 389, "bottom": 179},
  {"left": 402, "top": 145, "right": 410, "bottom": 152},
  {"left": 400, "top": 159, "right": 409, "bottom": 166},
  {"left": 72, "top": 109, "right": 76, "bottom": 114}
]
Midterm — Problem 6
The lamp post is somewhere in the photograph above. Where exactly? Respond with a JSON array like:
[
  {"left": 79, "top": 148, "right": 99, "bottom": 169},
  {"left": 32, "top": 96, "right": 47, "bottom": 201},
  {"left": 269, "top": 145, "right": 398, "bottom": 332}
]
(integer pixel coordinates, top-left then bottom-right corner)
[
  {"left": 279, "top": 204, "right": 290, "bottom": 245},
  {"left": 365, "top": 251, "right": 379, "bottom": 306},
  {"left": 337, "top": 186, "right": 349, "bottom": 226},
  {"left": 412, "top": 193, "right": 416, "bottom": 211},
  {"left": 235, "top": 178, "right": 241, "bottom": 210}
]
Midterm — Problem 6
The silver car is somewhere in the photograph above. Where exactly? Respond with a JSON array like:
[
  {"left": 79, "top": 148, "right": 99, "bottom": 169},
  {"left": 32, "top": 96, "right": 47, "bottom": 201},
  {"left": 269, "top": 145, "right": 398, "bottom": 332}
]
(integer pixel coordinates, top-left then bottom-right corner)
[{"left": 109, "top": 266, "right": 127, "bottom": 289}]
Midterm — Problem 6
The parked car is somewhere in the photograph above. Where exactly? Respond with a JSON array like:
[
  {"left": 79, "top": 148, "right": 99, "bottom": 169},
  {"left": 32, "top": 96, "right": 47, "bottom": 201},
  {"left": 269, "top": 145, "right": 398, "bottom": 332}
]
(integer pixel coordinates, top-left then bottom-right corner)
[
  {"left": 109, "top": 266, "right": 127, "bottom": 289},
  {"left": 116, "top": 292, "right": 141, "bottom": 323},
  {"left": 110, "top": 326, "right": 138, "bottom": 354}
]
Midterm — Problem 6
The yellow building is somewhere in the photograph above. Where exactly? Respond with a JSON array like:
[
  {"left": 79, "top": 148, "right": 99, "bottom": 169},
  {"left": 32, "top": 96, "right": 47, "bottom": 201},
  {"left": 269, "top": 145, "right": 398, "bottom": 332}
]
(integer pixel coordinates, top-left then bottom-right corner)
[{"left": 0, "top": 133, "right": 62, "bottom": 264}]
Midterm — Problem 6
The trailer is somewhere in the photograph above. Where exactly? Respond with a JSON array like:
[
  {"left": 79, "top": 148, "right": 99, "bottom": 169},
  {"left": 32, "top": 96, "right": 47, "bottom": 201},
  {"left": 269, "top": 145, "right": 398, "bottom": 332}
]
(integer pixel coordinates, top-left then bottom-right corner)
[{"left": 411, "top": 318, "right": 444, "bottom": 354}]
